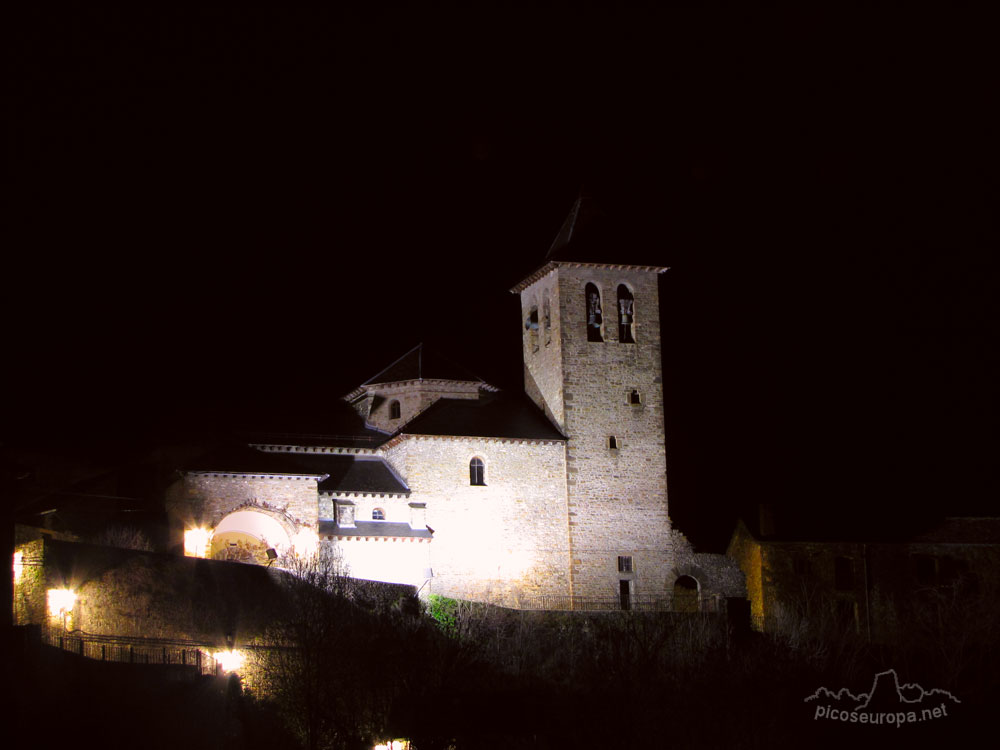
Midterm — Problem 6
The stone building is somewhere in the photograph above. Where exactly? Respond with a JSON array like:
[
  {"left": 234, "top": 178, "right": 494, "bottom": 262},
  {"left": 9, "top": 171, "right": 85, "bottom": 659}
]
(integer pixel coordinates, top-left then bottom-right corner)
[
  {"left": 165, "top": 196, "right": 744, "bottom": 610},
  {"left": 727, "top": 514, "right": 1000, "bottom": 640}
]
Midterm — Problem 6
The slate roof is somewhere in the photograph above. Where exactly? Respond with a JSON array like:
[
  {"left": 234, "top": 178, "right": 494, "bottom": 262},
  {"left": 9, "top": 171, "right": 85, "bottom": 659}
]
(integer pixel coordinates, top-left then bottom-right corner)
[
  {"left": 183, "top": 445, "right": 409, "bottom": 494},
  {"left": 319, "top": 520, "right": 433, "bottom": 539},
  {"left": 401, "top": 391, "right": 565, "bottom": 441},
  {"left": 362, "top": 343, "right": 489, "bottom": 386},
  {"left": 544, "top": 191, "right": 668, "bottom": 268}
]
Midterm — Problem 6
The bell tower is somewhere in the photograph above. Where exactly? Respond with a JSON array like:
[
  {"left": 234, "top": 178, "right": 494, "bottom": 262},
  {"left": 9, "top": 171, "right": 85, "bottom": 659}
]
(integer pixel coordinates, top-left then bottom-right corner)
[{"left": 511, "top": 195, "right": 675, "bottom": 607}]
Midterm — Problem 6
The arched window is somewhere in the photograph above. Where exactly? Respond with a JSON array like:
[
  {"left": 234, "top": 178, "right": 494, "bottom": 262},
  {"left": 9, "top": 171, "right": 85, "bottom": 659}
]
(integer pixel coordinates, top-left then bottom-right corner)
[
  {"left": 372, "top": 508, "right": 385, "bottom": 521},
  {"left": 542, "top": 291, "right": 551, "bottom": 345},
  {"left": 617, "top": 284, "right": 635, "bottom": 343},
  {"left": 525, "top": 305, "right": 539, "bottom": 353},
  {"left": 469, "top": 457, "right": 485, "bottom": 486},
  {"left": 389, "top": 400, "right": 401, "bottom": 420},
  {"left": 585, "top": 283, "right": 603, "bottom": 342}
]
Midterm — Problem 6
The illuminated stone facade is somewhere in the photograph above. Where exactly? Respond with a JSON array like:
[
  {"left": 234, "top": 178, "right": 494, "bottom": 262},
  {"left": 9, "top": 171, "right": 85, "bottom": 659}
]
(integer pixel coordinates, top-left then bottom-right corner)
[{"left": 163, "top": 202, "right": 745, "bottom": 610}]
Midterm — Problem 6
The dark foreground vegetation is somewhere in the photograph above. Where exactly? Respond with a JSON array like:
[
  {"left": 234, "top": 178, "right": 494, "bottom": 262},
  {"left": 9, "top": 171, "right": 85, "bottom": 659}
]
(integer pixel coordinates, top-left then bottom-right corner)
[{"left": 13, "top": 561, "right": 998, "bottom": 750}]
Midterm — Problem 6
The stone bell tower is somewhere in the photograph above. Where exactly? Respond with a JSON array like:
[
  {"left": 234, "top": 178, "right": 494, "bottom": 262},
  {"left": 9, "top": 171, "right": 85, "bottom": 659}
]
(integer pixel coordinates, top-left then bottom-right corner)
[{"left": 510, "top": 195, "right": 675, "bottom": 607}]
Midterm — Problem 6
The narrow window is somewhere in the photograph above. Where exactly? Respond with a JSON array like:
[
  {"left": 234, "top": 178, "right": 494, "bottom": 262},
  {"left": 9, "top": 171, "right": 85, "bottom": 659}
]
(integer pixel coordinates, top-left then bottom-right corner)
[
  {"left": 525, "top": 305, "right": 539, "bottom": 352},
  {"left": 834, "top": 557, "right": 854, "bottom": 590},
  {"left": 619, "top": 579, "right": 632, "bottom": 611},
  {"left": 628, "top": 389, "right": 642, "bottom": 406},
  {"left": 617, "top": 555, "right": 632, "bottom": 573},
  {"left": 585, "top": 283, "right": 603, "bottom": 342},
  {"left": 372, "top": 508, "right": 385, "bottom": 521},
  {"left": 608, "top": 436, "right": 619, "bottom": 451},
  {"left": 617, "top": 284, "right": 635, "bottom": 343},
  {"left": 542, "top": 292, "right": 551, "bottom": 345},
  {"left": 389, "top": 400, "right": 401, "bottom": 420},
  {"left": 469, "top": 457, "right": 485, "bottom": 486}
]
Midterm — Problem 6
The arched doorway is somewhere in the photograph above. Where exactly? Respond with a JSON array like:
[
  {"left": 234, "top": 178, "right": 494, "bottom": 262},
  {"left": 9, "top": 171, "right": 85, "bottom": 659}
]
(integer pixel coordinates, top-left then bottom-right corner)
[
  {"left": 673, "top": 575, "right": 700, "bottom": 612},
  {"left": 211, "top": 510, "right": 292, "bottom": 564}
]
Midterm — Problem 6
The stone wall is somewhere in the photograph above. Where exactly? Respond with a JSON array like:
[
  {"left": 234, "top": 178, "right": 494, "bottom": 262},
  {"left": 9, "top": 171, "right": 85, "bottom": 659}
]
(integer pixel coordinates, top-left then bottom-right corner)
[
  {"left": 165, "top": 474, "right": 320, "bottom": 550},
  {"left": 359, "top": 380, "right": 482, "bottom": 433},
  {"left": 521, "top": 265, "right": 675, "bottom": 603},
  {"left": 383, "top": 434, "right": 570, "bottom": 606}
]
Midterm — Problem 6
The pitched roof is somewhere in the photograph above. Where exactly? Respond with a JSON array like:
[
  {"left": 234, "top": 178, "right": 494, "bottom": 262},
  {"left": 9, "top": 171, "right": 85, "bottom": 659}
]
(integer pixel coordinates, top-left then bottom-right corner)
[
  {"left": 401, "top": 391, "right": 565, "bottom": 441},
  {"left": 183, "top": 445, "right": 409, "bottom": 494},
  {"left": 362, "top": 343, "right": 489, "bottom": 386},
  {"left": 319, "top": 520, "right": 432, "bottom": 539},
  {"left": 544, "top": 191, "right": 667, "bottom": 267}
]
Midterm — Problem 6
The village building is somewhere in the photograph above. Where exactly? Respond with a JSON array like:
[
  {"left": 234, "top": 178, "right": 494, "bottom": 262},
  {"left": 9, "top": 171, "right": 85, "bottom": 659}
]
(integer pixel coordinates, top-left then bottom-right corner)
[{"left": 164, "top": 195, "right": 745, "bottom": 610}]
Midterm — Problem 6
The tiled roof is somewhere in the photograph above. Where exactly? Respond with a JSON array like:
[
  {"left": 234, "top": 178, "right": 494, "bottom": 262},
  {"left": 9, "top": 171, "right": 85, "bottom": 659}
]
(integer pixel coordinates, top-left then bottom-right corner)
[
  {"left": 319, "top": 520, "right": 432, "bottom": 539},
  {"left": 184, "top": 446, "right": 409, "bottom": 494},
  {"left": 401, "top": 392, "right": 565, "bottom": 441},
  {"left": 362, "top": 343, "right": 489, "bottom": 386}
]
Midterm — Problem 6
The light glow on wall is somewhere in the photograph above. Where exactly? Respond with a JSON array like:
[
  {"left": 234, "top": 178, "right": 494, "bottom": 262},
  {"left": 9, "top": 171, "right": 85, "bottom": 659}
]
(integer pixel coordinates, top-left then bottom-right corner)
[
  {"left": 373, "top": 741, "right": 410, "bottom": 750},
  {"left": 184, "top": 527, "right": 212, "bottom": 558},
  {"left": 47, "top": 588, "right": 77, "bottom": 617},
  {"left": 212, "top": 649, "right": 245, "bottom": 673},
  {"left": 13, "top": 551, "right": 22, "bottom": 583},
  {"left": 291, "top": 529, "right": 319, "bottom": 558}
]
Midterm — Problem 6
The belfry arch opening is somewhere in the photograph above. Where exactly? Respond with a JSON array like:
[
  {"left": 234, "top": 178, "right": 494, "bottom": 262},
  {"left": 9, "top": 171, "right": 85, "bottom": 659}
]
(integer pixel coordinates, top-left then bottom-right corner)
[
  {"left": 585, "top": 283, "right": 603, "bottom": 342},
  {"left": 211, "top": 510, "right": 292, "bottom": 564},
  {"left": 673, "top": 575, "right": 700, "bottom": 612}
]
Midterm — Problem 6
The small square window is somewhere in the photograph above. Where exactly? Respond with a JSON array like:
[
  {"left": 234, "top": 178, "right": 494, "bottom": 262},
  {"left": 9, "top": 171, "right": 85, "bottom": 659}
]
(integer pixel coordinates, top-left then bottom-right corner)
[
  {"left": 617, "top": 555, "right": 633, "bottom": 573},
  {"left": 628, "top": 389, "right": 642, "bottom": 406}
]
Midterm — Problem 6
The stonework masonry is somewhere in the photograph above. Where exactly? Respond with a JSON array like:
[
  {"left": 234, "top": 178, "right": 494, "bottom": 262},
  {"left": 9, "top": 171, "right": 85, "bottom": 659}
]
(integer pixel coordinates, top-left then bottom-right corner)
[
  {"left": 166, "top": 474, "right": 320, "bottom": 549},
  {"left": 519, "top": 264, "right": 677, "bottom": 603},
  {"left": 384, "top": 434, "right": 571, "bottom": 605}
]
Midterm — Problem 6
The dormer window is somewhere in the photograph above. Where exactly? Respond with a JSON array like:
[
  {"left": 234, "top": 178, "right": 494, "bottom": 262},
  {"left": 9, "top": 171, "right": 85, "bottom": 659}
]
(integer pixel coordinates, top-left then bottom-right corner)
[
  {"left": 389, "top": 400, "right": 401, "bottom": 420},
  {"left": 585, "top": 283, "right": 603, "bottom": 342},
  {"left": 469, "top": 457, "right": 486, "bottom": 486},
  {"left": 617, "top": 284, "right": 635, "bottom": 343}
]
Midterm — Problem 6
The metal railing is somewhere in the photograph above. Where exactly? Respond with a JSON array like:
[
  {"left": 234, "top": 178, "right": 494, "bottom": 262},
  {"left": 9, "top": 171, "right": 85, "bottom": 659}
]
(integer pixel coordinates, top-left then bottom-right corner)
[
  {"left": 42, "top": 628, "right": 221, "bottom": 677},
  {"left": 515, "top": 594, "right": 725, "bottom": 613}
]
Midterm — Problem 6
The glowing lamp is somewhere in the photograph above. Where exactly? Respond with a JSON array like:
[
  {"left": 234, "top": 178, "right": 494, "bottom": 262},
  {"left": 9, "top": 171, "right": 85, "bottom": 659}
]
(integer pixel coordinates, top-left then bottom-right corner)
[
  {"left": 212, "top": 649, "right": 244, "bottom": 673},
  {"left": 13, "top": 551, "right": 23, "bottom": 583},
  {"left": 47, "top": 588, "right": 77, "bottom": 617},
  {"left": 184, "top": 527, "right": 212, "bottom": 558}
]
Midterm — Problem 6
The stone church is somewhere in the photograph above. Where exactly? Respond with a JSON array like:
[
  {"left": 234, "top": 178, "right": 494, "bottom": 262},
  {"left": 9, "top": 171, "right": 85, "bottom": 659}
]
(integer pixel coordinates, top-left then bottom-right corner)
[{"left": 165, "top": 197, "right": 744, "bottom": 610}]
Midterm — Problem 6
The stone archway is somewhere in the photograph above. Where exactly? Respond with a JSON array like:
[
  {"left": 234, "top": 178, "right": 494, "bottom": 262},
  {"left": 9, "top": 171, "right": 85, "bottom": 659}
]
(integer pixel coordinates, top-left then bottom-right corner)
[
  {"left": 211, "top": 510, "right": 294, "bottom": 564},
  {"left": 673, "top": 575, "right": 700, "bottom": 613}
]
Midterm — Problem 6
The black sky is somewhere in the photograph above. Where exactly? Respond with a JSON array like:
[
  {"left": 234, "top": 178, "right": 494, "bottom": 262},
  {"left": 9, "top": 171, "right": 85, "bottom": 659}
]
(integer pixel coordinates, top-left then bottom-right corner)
[{"left": 7, "top": 6, "right": 997, "bottom": 546}]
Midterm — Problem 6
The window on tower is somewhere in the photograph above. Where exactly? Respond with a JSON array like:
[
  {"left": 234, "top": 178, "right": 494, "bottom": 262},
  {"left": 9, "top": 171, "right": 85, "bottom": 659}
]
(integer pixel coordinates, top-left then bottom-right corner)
[
  {"left": 372, "top": 508, "right": 386, "bottom": 521},
  {"left": 617, "top": 284, "right": 635, "bottom": 343},
  {"left": 469, "top": 457, "right": 486, "bottom": 486},
  {"left": 585, "top": 283, "right": 603, "bottom": 342},
  {"left": 389, "top": 400, "right": 401, "bottom": 420},
  {"left": 526, "top": 306, "right": 539, "bottom": 352},
  {"left": 543, "top": 292, "right": 551, "bottom": 345}
]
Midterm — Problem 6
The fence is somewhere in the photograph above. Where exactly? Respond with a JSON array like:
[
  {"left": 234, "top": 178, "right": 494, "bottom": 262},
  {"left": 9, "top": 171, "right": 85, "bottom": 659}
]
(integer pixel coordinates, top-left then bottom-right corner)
[
  {"left": 518, "top": 593, "right": 725, "bottom": 612},
  {"left": 41, "top": 627, "right": 223, "bottom": 677}
]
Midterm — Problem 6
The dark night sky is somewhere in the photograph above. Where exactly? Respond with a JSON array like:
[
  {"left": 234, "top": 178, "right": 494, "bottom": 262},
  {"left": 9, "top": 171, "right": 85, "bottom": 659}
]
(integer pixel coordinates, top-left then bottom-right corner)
[{"left": 7, "top": 6, "right": 997, "bottom": 547}]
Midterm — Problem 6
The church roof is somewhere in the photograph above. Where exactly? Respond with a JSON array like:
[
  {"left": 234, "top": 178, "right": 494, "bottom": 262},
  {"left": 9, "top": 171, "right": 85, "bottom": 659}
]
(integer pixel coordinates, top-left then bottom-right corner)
[
  {"left": 510, "top": 192, "right": 668, "bottom": 293},
  {"left": 319, "top": 520, "right": 433, "bottom": 539},
  {"left": 361, "top": 343, "right": 489, "bottom": 387},
  {"left": 183, "top": 446, "right": 409, "bottom": 494},
  {"left": 401, "top": 392, "right": 566, "bottom": 441}
]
